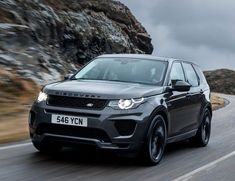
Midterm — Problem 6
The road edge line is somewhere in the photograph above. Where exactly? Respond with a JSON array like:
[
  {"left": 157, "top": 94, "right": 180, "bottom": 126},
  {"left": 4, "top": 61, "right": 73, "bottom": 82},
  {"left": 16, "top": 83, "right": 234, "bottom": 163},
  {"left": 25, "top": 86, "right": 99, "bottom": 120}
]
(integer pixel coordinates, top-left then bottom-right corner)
[
  {"left": 0, "top": 142, "right": 32, "bottom": 151},
  {"left": 172, "top": 150, "right": 235, "bottom": 181}
]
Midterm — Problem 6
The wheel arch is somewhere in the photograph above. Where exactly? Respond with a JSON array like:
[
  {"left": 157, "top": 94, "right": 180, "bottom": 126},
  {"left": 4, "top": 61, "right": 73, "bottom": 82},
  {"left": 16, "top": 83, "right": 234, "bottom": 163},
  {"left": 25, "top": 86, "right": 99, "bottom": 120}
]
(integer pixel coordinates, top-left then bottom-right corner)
[
  {"left": 199, "top": 102, "right": 212, "bottom": 126},
  {"left": 146, "top": 106, "right": 169, "bottom": 139},
  {"left": 206, "top": 103, "right": 212, "bottom": 117}
]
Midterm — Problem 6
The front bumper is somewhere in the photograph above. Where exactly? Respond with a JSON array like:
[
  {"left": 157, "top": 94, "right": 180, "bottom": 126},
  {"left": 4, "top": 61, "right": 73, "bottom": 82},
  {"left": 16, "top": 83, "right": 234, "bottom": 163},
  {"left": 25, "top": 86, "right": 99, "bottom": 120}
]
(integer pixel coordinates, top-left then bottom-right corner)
[{"left": 29, "top": 100, "right": 155, "bottom": 151}]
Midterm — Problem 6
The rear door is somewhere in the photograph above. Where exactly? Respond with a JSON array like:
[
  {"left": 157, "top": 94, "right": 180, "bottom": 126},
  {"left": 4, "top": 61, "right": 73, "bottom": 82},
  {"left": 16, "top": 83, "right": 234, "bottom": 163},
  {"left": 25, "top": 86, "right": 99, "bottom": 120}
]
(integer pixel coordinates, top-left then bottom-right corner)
[{"left": 182, "top": 62, "right": 202, "bottom": 130}]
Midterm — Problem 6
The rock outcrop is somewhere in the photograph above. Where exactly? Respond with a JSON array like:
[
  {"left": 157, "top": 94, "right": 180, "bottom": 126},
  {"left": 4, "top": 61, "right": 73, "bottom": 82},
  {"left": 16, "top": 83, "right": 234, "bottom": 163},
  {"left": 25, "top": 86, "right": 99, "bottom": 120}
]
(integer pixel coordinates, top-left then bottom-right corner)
[
  {"left": 0, "top": 0, "right": 153, "bottom": 85},
  {"left": 204, "top": 69, "right": 235, "bottom": 95}
]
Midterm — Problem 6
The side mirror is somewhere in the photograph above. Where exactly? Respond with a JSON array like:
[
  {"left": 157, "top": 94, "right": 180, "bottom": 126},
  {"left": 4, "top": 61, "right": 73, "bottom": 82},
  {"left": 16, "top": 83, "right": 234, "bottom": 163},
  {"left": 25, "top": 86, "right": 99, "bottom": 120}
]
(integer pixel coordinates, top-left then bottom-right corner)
[
  {"left": 171, "top": 80, "right": 191, "bottom": 92},
  {"left": 64, "top": 73, "right": 74, "bottom": 80}
]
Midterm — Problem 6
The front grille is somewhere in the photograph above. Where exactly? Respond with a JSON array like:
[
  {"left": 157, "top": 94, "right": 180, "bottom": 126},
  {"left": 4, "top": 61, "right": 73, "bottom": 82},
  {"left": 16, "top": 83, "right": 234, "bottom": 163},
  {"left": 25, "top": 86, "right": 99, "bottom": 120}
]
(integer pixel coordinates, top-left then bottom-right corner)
[
  {"left": 36, "top": 123, "right": 111, "bottom": 142},
  {"left": 47, "top": 95, "right": 108, "bottom": 110}
]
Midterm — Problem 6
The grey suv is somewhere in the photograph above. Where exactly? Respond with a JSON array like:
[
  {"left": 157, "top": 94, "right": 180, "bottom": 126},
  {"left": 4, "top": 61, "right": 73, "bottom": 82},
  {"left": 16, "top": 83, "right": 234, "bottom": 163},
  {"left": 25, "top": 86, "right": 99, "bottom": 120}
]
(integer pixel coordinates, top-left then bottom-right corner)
[{"left": 29, "top": 54, "right": 212, "bottom": 165}]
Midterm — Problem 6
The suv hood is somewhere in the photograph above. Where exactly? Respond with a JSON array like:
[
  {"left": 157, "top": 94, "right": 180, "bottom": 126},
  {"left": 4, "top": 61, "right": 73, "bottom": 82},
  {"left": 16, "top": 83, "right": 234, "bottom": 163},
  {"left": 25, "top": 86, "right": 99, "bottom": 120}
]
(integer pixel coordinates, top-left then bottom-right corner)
[{"left": 44, "top": 80, "right": 164, "bottom": 99}]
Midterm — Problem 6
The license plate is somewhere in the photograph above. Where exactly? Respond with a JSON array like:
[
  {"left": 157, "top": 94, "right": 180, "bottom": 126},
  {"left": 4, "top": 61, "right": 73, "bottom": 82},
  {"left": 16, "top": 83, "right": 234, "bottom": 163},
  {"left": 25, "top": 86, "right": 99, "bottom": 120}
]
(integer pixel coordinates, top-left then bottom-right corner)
[{"left": 51, "top": 114, "right": 88, "bottom": 127}]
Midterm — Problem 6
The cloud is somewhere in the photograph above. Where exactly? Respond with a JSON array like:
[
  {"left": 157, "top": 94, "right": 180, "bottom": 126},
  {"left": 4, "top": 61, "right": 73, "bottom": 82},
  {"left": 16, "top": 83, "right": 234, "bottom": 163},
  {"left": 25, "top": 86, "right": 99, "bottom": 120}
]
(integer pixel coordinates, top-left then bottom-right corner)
[{"left": 120, "top": 0, "right": 235, "bottom": 70}]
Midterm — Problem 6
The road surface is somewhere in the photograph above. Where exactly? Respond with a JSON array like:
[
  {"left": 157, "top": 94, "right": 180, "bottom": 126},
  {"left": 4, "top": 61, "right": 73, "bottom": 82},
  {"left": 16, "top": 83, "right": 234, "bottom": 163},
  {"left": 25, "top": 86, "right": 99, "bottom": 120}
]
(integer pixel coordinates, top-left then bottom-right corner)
[{"left": 0, "top": 94, "right": 234, "bottom": 181}]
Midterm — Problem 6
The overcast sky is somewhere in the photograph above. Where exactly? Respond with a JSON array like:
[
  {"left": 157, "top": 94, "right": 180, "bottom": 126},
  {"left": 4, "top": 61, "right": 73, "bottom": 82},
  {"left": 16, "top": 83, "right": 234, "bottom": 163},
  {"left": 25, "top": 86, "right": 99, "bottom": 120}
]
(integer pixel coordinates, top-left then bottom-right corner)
[{"left": 120, "top": 0, "right": 235, "bottom": 70}]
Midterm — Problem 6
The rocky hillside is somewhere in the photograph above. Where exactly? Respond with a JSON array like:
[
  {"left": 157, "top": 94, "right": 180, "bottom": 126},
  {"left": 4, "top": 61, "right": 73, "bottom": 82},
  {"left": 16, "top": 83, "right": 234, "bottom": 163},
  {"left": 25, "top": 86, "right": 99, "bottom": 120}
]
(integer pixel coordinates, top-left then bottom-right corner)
[
  {"left": 0, "top": 0, "right": 153, "bottom": 143},
  {"left": 0, "top": 0, "right": 153, "bottom": 86},
  {"left": 204, "top": 69, "right": 235, "bottom": 95}
]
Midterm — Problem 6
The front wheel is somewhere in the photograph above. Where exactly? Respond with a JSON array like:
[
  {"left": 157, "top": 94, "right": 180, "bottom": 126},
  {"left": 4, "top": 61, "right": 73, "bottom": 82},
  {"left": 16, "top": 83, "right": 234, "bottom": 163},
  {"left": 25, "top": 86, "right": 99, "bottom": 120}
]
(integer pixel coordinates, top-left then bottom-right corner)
[
  {"left": 191, "top": 109, "right": 211, "bottom": 147},
  {"left": 141, "top": 115, "right": 167, "bottom": 166}
]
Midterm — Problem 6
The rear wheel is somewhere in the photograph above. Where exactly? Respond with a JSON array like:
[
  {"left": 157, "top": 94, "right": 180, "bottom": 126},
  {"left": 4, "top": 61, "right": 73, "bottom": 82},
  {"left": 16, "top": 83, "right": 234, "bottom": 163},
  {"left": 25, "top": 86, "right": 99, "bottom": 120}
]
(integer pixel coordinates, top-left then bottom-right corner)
[
  {"left": 33, "top": 140, "right": 62, "bottom": 154},
  {"left": 141, "top": 115, "right": 167, "bottom": 166},
  {"left": 191, "top": 109, "right": 211, "bottom": 147}
]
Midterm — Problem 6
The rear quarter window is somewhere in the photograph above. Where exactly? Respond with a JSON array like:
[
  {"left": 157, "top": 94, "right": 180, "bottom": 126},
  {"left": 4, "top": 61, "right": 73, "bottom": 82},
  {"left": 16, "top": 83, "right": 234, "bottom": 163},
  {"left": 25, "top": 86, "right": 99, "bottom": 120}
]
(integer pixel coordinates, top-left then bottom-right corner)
[{"left": 193, "top": 65, "right": 207, "bottom": 84}]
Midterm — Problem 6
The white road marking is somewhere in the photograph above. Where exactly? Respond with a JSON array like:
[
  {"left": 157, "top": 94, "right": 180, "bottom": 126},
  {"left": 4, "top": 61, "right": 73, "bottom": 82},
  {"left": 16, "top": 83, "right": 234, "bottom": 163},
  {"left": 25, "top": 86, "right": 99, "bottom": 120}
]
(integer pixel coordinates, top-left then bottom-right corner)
[
  {"left": 173, "top": 150, "right": 235, "bottom": 181},
  {"left": 0, "top": 142, "right": 31, "bottom": 151}
]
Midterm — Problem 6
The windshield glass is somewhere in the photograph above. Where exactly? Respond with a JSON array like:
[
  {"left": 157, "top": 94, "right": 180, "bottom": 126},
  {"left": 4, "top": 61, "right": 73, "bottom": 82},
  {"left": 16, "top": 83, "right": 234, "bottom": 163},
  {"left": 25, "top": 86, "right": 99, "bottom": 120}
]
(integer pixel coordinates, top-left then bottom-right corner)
[{"left": 74, "top": 58, "right": 168, "bottom": 85}]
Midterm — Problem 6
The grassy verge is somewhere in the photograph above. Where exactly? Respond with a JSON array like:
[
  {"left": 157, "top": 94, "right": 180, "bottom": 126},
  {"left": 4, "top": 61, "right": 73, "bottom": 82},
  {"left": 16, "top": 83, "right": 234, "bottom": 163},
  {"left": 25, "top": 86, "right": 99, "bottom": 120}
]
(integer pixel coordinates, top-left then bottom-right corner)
[
  {"left": 0, "top": 92, "right": 227, "bottom": 144},
  {"left": 0, "top": 94, "right": 36, "bottom": 144},
  {"left": 0, "top": 68, "right": 39, "bottom": 144},
  {"left": 211, "top": 93, "right": 226, "bottom": 111}
]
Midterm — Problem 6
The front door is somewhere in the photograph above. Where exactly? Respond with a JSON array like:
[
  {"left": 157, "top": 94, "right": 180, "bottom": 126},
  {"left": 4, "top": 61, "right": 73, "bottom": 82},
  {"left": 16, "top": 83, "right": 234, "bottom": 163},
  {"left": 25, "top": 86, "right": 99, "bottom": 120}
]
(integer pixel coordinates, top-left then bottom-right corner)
[{"left": 165, "top": 62, "right": 192, "bottom": 137}]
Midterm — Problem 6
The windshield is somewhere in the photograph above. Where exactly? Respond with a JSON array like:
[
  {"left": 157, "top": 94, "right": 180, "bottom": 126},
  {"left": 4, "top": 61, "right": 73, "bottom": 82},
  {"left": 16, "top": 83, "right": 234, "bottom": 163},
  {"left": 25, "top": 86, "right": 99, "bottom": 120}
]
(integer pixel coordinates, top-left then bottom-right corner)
[{"left": 74, "top": 58, "right": 168, "bottom": 85}]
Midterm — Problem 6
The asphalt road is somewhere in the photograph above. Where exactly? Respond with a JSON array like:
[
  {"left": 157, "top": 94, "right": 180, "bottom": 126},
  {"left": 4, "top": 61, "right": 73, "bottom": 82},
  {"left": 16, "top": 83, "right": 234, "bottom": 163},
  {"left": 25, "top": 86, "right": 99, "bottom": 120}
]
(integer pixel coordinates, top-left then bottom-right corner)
[{"left": 0, "top": 94, "right": 235, "bottom": 181}]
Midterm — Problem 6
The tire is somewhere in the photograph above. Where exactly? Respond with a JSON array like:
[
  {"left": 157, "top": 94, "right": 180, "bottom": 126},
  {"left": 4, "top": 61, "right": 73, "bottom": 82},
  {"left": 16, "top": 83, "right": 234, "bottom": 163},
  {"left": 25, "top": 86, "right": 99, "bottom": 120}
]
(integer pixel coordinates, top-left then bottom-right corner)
[
  {"left": 191, "top": 109, "right": 211, "bottom": 147},
  {"left": 33, "top": 140, "right": 62, "bottom": 154},
  {"left": 140, "top": 115, "right": 167, "bottom": 166}
]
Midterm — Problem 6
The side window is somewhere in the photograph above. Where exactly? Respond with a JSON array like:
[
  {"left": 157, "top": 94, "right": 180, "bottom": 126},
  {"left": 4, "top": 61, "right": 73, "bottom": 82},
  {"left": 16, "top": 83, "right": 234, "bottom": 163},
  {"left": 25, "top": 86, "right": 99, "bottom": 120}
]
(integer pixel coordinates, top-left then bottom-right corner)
[
  {"left": 169, "top": 62, "right": 185, "bottom": 85},
  {"left": 193, "top": 65, "right": 207, "bottom": 84},
  {"left": 182, "top": 63, "right": 199, "bottom": 87}
]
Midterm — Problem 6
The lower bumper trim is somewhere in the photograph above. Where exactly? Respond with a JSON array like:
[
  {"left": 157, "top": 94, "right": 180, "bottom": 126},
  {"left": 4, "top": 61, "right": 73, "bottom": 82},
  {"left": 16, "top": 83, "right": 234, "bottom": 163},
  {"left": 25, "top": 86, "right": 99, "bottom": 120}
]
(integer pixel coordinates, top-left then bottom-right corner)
[{"left": 34, "top": 133, "right": 133, "bottom": 150}]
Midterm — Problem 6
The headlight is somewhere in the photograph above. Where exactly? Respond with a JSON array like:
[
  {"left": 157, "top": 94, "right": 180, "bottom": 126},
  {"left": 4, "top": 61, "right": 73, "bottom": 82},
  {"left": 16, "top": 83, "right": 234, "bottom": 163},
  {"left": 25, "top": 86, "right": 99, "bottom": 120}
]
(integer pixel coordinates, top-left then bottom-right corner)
[
  {"left": 108, "top": 97, "right": 145, "bottom": 110},
  {"left": 118, "top": 99, "right": 133, "bottom": 109},
  {"left": 37, "top": 91, "right": 48, "bottom": 102}
]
